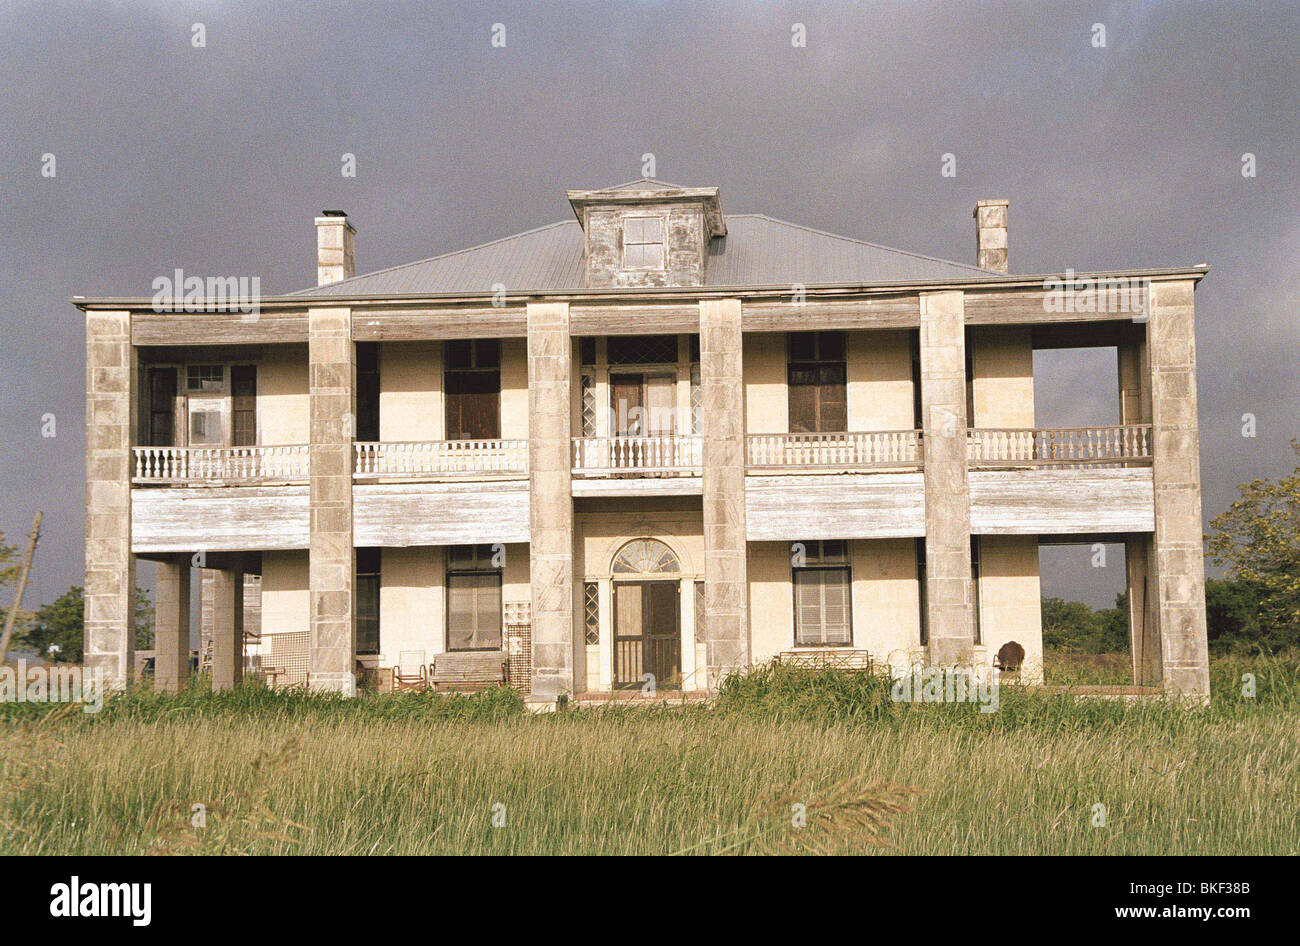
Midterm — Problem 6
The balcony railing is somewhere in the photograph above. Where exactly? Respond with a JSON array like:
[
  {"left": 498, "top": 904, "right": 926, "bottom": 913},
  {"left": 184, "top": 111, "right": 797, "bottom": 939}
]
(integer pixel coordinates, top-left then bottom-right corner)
[
  {"left": 132, "top": 445, "right": 309, "bottom": 484},
  {"left": 746, "top": 431, "right": 923, "bottom": 471},
  {"left": 572, "top": 435, "right": 703, "bottom": 476},
  {"left": 353, "top": 439, "right": 528, "bottom": 478},
  {"left": 967, "top": 425, "right": 1153, "bottom": 467}
]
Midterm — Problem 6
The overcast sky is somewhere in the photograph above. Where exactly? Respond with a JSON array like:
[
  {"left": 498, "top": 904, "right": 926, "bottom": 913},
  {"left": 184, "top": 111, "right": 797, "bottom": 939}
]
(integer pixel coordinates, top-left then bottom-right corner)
[{"left": 1, "top": 0, "right": 1297, "bottom": 610}]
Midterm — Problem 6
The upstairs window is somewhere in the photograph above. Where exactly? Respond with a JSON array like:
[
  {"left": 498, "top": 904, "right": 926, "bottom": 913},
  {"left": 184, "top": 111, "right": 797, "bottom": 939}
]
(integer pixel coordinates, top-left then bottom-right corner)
[
  {"left": 355, "top": 343, "right": 380, "bottom": 442},
  {"left": 186, "top": 365, "right": 225, "bottom": 393},
  {"left": 444, "top": 340, "right": 501, "bottom": 441},
  {"left": 788, "top": 331, "right": 847, "bottom": 433},
  {"left": 623, "top": 216, "right": 666, "bottom": 270}
]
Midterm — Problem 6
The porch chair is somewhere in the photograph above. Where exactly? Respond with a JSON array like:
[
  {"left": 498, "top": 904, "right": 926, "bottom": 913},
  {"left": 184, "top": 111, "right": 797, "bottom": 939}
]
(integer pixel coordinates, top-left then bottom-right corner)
[{"left": 392, "top": 650, "right": 429, "bottom": 692}]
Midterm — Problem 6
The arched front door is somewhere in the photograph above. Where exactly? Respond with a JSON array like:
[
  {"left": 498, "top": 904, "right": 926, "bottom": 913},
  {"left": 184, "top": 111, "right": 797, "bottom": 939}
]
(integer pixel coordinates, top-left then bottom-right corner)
[{"left": 611, "top": 539, "right": 683, "bottom": 690}]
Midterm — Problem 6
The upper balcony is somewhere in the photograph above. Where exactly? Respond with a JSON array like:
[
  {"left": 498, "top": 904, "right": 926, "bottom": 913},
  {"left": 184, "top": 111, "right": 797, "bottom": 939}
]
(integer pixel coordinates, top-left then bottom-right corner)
[
  {"left": 131, "top": 424, "right": 1151, "bottom": 487},
  {"left": 967, "top": 425, "right": 1151, "bottom": 468}
]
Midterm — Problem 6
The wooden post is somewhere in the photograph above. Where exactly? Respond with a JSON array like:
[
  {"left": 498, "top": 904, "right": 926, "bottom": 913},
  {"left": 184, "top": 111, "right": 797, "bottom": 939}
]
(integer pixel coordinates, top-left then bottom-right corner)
[{"left": 0, "top": 512, "right": 43, "bottom": 666}]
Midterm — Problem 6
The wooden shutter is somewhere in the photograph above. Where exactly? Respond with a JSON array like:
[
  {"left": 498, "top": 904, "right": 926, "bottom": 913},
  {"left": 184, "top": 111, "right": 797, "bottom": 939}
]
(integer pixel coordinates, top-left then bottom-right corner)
[
  {"left": 446, "top": 370, "right": 501, "bottom": 440},
  {"left": 611, "top": 373, "right": 644, "bottom": 436},
  {"left": 789, "top": 367, "right": 818, "bottom": 433},
  {"left": 148, "top": 367, "right": 177, "bottom": 447},
  {"left": 794, "top": 568, "right": 851, "bottom": 645},
  {"left": 231, "top": 365, "right": 257, "bottom": 447},
  {"left": 818, "top": 364, "right": 848, "bottom": 432}
]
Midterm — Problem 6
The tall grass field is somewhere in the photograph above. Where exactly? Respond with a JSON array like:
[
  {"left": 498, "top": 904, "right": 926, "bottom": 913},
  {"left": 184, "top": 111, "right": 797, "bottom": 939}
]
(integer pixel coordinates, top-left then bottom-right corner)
[{"left": 2, "top": 654, "right": 1297, "bottom": 855}]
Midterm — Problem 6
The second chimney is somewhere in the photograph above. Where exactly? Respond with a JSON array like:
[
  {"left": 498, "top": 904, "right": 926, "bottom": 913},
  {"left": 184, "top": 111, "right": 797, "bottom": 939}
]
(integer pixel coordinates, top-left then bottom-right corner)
[
  {"left": 315, "top": 211, "right": 356, "bottom": 286},
  {"left": 973, "top": 199, "right": 1009, "bottom": 273}
]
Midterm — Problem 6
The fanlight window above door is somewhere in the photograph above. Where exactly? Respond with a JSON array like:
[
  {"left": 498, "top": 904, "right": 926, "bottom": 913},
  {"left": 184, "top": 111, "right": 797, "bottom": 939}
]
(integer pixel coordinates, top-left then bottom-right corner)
[{"left": 612, "top": 538, "right": 680, "bottom": 575}]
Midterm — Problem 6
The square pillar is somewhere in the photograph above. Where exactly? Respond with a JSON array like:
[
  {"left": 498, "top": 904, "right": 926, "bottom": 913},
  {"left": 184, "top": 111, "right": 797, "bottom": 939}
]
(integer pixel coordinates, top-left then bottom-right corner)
[
  {"left": 679, "top": 577, "right": 698, "bottom": 691},
  {"left": 527, "top": 302, "right": 574, "bottom": 699},
  {"left": 1126, "top": 534, "right": 1161, "bottom": 687},
  {"left": 211, "top": 568, "right": 244, "bottom": 691},
  {"left": 84, "top": 309, "right": 136, "bottom": 691},
  {"left": 154, "top": 558, "right": 191, "bottom": 693},
  {"left": 700, "top": 298, "right": 748, "bottom": 689},
  {"left": 596, "top": 578, "right": 613, "bottom": 692},
  {"left": 1148, "top": 281, "right": 1210, "bottom": 700},
  {"left": 308, "top": 306, "right": 357, "bottom": 695},
  {"left": 919, "top": 291, "right": 975, "bottom": 666}
]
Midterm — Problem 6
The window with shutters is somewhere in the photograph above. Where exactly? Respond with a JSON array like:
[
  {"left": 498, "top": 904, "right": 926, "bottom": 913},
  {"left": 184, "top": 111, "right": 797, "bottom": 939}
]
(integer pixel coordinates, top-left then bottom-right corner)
[
  {"left": 356, "top": 548, "right": 381, "bottom": 655},
  {"left": 444, "top": 340, "right": 501, "bottom": 440},
  {"left": 788, "top": 331, "right": 847, "bottom": 433},
  {"left": 446, "top": 544, "right": 502, "bottom": 651},
  {"left": 792, "top": 540, "right": 852, "bottom": 646}
]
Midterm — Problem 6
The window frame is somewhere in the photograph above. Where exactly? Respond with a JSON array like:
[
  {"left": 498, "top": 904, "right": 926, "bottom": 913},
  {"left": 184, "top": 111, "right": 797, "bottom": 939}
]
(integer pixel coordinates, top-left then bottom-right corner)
[
  {"left": 444, "top": 340, "right": 501, "bottom": 441},
  {"left": 356, "top": 547, "right": 381, "bottom": 656},
  {"left": 791, "top": 540, "right": 853, "bottom": 647},
  {"left": 622, "top": 215, "right": 667, "bottom": 271},
  {"left": 445, "top": 545, "right": 503, "bottom": 652},
  {"left": 787, "top": 331, "right": 848, "bottom": 434}
]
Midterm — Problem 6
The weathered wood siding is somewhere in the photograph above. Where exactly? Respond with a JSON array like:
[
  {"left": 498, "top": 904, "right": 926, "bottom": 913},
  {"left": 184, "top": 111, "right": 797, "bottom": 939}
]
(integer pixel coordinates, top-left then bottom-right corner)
[
  {"left": 353, "top": 481, "right": 529, "bottom": 546},
  {"left": 969, "top": 468, "right": 1154, "bottom": 534},
  {"left": 745, "top": 473, "right": 926, "bottom": 540},
  {"left": 133, "top": 486, "right": 310, "bottom": 552}
]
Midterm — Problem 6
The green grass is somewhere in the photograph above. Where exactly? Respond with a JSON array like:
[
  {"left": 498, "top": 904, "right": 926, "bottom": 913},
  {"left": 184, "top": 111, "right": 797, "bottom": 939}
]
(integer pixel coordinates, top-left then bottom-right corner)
[{"left": 1, "top": 655, "right": 1297, "bottom": 855}]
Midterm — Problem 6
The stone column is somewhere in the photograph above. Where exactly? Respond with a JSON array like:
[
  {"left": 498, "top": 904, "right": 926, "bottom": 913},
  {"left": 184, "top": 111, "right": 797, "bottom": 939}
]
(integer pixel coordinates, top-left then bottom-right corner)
[
  {"left": 154, "top": 558, "right": 191, "bottom": 693},
  {"left": 919, "top": 291, "right": 975, "bottom": 666},
  {"left": 84, "top": 309, "right": 136, "bottom": 691},
  {"left": 1148, "top": 280, "right": 1210, "bottom": 700},
  {"left": 527, "top": 302, "right": 574, "bottom": 699},
  {"left": 1125, "top": 535, "right": 1161, "bottom": 687},
  {"left": 308, "top": 306, "right": 357, "bottom": 695},
  {"left": 699, "top": 299, "right": 748, "bottom": 689},
  {"left": 211, "top": 568, "right": 244, "bottom": 691}
]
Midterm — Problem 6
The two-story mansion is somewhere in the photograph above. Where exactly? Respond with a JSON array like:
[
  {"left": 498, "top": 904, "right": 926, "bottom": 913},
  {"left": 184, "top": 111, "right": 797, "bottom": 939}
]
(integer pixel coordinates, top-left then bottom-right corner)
[{"left": 79, "top": 179, "right": 1211, "bottom": 700}]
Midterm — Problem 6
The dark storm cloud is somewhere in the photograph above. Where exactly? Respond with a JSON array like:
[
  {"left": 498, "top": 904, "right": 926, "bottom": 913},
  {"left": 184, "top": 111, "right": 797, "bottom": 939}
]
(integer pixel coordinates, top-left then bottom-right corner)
[{"left": 1, "top": 0, "right": 1297, "bottom": 608}]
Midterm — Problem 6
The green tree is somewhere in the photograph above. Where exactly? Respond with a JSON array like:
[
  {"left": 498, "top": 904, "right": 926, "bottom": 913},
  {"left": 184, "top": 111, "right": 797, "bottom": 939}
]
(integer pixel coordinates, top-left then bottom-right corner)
[
  {"left": 1041, "top": 597, "right": 1103, "bottom": 652},
  {"left": 1204, "top": 578, "right": 1262, "bottom": 650},
  {"left": 25, "top": 585, "right": 157, "bottom": 663},
  {"left": 1208, "top": 441, "right": 1300, "bottom": 652}
]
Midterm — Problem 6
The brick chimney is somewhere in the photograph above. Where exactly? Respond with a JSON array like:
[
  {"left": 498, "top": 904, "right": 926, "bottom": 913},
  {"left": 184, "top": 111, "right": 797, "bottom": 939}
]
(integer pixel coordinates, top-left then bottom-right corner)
[
  {"left": 315, "top": 211, "right": 356, "bottom": 286},
  {"left": 973, "top": 199, "right": 1009, "bottom": 273}
]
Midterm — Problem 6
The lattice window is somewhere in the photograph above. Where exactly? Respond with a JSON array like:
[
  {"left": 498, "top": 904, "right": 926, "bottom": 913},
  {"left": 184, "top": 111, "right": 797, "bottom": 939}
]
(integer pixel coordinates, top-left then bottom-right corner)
[
  {"left": 581, "top": 372, "right": 598, "bottom": 436},
  {"left": 612, "top": 538, "right": 680, "bottom": 574},
  {"left": 583, "top": 582, "right": 600, "bottom": 645},
  {"left": 694, "top": 580, "right": 705, "bottom": 642},
  {"left": 607, "top": 334, "right": 678, "bottom": 366},
  {"left": 690, "top": 363, "right": 701, "bottom": 434},
  {"left": 503, "top": 615, "right": 532, "bottom": 691},
  {"left": 266, "top": 631, "right": 310, "bottom": 688}
]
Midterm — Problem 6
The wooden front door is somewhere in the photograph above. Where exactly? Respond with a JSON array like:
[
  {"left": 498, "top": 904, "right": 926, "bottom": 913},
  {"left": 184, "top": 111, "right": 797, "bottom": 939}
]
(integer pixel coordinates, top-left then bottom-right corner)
[{"left": 613, "top": 580, "right": 682, "bottom": 689}]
